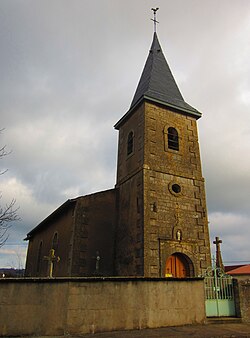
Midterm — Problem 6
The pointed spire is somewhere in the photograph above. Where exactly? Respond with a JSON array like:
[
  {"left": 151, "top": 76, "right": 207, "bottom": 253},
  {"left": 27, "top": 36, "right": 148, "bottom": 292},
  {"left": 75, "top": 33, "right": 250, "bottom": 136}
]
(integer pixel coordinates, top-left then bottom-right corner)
[
  {"left": 114, "top": 32, "right": 201, "bottom": 130},
  {"left": 130, "top": 33, "right": 200, "bottom": 117}
]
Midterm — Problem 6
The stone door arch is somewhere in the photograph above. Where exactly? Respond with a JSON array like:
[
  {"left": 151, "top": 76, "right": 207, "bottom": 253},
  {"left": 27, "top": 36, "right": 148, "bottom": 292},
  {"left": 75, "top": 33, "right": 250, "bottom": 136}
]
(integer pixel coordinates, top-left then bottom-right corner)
[{"left": 165, "top": 253, "right": 194, "bottom": 278}]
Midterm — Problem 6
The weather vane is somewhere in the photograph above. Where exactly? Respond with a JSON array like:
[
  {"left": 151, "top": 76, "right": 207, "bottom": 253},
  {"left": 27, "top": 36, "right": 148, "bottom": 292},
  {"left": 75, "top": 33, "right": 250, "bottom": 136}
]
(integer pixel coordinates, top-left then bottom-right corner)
[{"left": 151, "top": 7, "right": 159, "bottom": 33}]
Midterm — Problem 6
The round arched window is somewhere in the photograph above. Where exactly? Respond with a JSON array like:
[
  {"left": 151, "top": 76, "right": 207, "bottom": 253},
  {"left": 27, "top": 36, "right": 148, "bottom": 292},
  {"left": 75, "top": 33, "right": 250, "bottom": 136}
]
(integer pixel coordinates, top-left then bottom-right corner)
[{"left": 168, "top": 127, "right": 179, "bottom": 151}]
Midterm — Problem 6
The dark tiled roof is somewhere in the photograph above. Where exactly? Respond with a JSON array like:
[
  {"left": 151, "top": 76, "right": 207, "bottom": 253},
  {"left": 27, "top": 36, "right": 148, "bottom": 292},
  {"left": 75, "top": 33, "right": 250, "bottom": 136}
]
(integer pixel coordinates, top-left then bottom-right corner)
[{"left": 114, "top": 33, "right": 201, "bottom": 129}]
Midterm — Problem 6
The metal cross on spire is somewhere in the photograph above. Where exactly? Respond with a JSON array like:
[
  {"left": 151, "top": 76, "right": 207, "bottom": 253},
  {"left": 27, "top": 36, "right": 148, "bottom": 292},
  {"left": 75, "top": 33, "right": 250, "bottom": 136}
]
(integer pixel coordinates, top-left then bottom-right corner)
[{"left": 151, "top": 7, "right": 159, "bottom": 33}]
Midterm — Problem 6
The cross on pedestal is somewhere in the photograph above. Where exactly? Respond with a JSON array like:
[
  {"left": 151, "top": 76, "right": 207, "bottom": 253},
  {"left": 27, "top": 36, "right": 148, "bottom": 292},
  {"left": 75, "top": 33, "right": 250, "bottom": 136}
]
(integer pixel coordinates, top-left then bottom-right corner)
[
  {"left": 213, "top": 236, "right": 224, "bottom": 271},
  {"left": 44, "top": 249, "right": 60, "bottom": 278}
]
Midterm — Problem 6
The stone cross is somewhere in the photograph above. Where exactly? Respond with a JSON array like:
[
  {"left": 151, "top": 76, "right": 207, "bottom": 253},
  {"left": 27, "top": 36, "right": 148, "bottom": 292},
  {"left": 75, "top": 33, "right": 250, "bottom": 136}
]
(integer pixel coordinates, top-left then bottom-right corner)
[
  {"left": 44, "top": 249, "right": 60, "bottom": 278},
  {"left": 213, "top": 236, "right": 224, "bottom": 271}
]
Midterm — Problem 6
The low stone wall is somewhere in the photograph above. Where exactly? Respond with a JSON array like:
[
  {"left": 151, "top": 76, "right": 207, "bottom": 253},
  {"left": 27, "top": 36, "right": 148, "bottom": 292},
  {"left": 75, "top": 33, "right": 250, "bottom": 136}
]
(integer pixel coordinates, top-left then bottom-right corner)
[
  {"left": 234, "top": 279, "right": 250, "bottom": 322},
  {"left": 0, "top": 277, "right": 206, "bottom": 336}
]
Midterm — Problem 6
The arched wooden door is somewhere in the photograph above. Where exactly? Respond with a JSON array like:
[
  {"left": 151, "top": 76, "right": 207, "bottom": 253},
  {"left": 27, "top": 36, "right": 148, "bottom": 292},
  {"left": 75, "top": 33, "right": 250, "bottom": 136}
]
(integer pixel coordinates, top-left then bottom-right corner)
[{"left": 165, "top": 253, "right": 191, "bottom": 277}]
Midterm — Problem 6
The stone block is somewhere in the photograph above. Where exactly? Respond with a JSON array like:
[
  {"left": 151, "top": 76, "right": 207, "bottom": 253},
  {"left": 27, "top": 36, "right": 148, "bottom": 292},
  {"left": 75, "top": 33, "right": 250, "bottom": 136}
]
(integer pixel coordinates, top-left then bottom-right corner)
[
  {"left": 196, "top": 205, "right": 203, "bottom": 212},
  {"left": 198, "top": 232, "right": 205, "bottom": 240},
  {"left": 200, "top": 260, "right": 208, "bottom": 268}
]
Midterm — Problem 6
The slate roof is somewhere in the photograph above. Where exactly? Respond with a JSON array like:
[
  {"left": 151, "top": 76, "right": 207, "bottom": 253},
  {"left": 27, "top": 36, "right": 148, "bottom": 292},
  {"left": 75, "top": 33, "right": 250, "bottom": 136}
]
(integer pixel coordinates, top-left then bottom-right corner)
[{"left": 115, "top": 33, "right": 201, "bottom": 129}]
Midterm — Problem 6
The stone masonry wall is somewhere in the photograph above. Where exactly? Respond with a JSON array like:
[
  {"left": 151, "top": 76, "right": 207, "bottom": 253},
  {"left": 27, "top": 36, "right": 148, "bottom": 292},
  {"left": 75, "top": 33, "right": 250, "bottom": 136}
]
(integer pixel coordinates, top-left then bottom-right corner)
[
  {"left": 234, "top": 279, "right": 250, "bottom": 322},
  {"left": 143, "top": 102, "right": 211, "bottom": 277},
  {"left": 0, "top": 277, "right": 206, "bottom": 336},
  {"left": 115, "top": 100, "right": 211, "bottom": 277},
  {"left": 115, "top": 103, "right": 145, "bottom": 276},
  {"left": 25, "top": 203, "right": 76, "bottom": 277},
  {"left": 116, "top": 104, "right": 144, "bottom": 185},
  {"left": 72, "top": 189, "right": 117, "bottom": 277},
  {"left": 115, "top": 172, "right": 144, "bottom": 276}
]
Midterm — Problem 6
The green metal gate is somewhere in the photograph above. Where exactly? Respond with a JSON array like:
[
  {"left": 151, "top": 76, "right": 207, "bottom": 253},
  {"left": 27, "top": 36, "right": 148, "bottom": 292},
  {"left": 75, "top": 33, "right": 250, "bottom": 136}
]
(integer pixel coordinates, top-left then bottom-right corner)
[{"left": 204, "top": 267, "right": 235, "bottom": 317}]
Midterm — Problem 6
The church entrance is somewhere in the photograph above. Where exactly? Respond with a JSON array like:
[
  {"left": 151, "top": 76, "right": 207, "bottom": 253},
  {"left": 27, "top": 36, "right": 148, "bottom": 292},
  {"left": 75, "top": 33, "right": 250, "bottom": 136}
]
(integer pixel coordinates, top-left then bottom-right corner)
[{"left": 165, "top": 253, "right": 193, "bottom": 278}]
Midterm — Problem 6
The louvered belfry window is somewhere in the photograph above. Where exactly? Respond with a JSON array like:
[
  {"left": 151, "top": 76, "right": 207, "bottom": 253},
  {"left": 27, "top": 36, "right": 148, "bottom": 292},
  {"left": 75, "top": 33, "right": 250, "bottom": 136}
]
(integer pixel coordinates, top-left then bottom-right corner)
[{"left": 168, "top": 127, "right": 179, "bottom": 151}]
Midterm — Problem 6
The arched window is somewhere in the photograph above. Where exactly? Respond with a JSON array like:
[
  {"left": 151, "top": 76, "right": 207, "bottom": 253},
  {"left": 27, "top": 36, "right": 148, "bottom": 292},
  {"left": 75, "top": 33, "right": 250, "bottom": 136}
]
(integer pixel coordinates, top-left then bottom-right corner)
[
  {"left": 52, "top": 232, "right": 58, "bottom": 250},
  {"left": 37, "top": 241, "right": 43, "bottom": 273},
  {"left": 127, "top": 131, "right": 134, "bottom": 156},
  {"left": 168, "top": 127, "right": 179, "bottom": 151}
]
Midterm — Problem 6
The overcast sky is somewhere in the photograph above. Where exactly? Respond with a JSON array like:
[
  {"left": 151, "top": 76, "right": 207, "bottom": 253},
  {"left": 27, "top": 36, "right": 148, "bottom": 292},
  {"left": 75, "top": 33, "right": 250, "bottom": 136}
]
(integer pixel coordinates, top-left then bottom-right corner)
[{"left": 1, "top": 0, "right": 250, "bottom": 269}]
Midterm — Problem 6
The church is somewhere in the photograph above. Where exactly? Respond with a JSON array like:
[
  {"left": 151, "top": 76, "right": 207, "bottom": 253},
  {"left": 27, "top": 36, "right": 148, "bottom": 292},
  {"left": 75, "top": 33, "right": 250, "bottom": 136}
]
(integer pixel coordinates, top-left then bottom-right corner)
[{"left": 25, "top": 28, "right": 211, "bottom": 278}]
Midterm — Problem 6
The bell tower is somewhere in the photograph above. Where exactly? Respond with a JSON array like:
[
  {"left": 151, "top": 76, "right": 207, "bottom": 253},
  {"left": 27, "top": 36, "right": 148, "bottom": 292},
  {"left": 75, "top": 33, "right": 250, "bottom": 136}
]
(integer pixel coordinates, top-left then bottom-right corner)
[{"left": 114, "top": 28, "right": 211, "bottom": 277}]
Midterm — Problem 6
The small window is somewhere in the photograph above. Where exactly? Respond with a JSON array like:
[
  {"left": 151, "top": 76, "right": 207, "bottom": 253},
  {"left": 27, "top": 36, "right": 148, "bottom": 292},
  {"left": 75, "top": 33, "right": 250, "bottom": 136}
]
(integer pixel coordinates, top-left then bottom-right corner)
[
  {"left": 169, "top": 182, "right": 182, "bottom": 196},
  {"left": 127, "top": 131, "right": 134, "bottom": 156},
  {"left": 37, "top": 241, "right": 43, "bottom": 273},
  {"left": 172, "top": 184, "right": 181, "bottom": 194},
  {"left": 168, "top": 127, "right": 179, "bottom": 151},
  {"left": 52, "top": 232, "right": 58, "bottom": 250}
]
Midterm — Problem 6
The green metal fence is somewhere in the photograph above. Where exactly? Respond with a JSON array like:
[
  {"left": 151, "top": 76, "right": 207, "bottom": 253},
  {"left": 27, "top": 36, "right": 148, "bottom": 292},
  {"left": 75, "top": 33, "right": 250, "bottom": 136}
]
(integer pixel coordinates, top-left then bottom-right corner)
[{"left": 204, "top": 267, "right": 235, "bottom": 317}]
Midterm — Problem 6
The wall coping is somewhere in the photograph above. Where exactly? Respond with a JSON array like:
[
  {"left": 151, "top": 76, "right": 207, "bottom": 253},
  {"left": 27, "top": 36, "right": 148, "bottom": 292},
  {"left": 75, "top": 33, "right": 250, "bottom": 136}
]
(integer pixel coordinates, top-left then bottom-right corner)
[{"left": 0, "top": 276, "right": 204, "bottom": 284}]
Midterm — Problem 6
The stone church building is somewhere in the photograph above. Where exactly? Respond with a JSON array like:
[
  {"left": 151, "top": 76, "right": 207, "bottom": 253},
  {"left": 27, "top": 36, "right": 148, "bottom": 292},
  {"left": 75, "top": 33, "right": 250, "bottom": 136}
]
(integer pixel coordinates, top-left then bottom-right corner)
[{"left": 25, "top": 32, "right": 211, "bottom": 278}]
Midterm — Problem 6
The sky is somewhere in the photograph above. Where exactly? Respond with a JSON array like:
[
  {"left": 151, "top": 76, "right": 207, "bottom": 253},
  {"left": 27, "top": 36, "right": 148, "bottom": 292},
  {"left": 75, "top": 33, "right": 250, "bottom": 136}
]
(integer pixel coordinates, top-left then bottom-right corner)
[{"left": 0, "top": 0, "right": 250, "bottom": 269}]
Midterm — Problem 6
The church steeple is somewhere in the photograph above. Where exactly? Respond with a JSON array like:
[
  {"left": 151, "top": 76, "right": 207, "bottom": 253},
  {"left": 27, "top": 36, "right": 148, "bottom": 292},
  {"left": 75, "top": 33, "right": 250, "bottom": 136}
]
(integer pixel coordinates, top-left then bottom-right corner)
[
  {"left": 114, "top": 32, "right": 201, "bottom": 130},
  {"left": 130, "top": 32, "right": 201, "bottom": 118},
  {"left": 114, "top": 23, "right": 211, "bottom": 278}
]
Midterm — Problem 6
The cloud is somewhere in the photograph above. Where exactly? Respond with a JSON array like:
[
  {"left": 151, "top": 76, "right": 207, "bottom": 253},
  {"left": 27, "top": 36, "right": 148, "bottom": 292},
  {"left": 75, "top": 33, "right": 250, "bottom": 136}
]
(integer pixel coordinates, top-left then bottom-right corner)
[
  {"left": 1, "top": 0, "right": 250, "bottom": 268},
  {"left": 209, "top": 212, "right": 250, "bottom": 263},
  {"left": 0, "top": 246, "right": 27, "bottom": 269}
]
